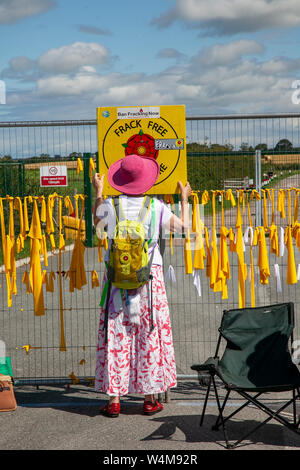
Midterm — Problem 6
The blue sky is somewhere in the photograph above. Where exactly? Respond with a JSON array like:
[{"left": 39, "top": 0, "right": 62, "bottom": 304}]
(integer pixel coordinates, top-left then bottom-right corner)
[{"left": 1, "top": 0, "right": 300, "bottom": 121}]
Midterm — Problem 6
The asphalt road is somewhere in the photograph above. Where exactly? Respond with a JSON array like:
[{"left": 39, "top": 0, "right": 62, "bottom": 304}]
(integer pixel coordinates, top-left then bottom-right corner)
[{"left": 1, "top": 382, "right": 300, "bottom": 451}]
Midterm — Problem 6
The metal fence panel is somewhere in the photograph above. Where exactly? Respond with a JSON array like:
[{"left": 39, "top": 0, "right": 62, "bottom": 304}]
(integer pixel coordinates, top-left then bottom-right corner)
[{"left": 0, "top": 114, "right": 299, "bottom": 384}]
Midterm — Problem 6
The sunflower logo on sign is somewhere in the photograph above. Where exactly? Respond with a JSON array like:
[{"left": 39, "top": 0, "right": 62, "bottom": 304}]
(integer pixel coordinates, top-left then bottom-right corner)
[{"left": 122, "top": 129, "right": 159, "bottom": 160}]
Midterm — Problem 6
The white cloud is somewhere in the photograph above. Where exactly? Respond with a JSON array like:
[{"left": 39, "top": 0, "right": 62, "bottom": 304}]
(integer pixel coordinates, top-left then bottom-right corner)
[
  {"left": 38, "top": 42, "right": 109, "bottom": 73},
  {"left": 152, "top": 0, "right": 300, "bottom": 35},
  {"left": 1, "top": 56, "right": 37, "bottom": 79},
  {"left": 4, "top": 39, "right": 300, "bottom": 119},
  {"left": 199, "top": 40, "right": 264, "bottom": 67},
  {"left": 0, "top": 0, "right": 54, "bottom": 24},
  {"left": 36, "top": 72, "right": 106, "bottom": 97},
  {"left": 156, "top": 48, "right": 186, "bottom": 61}
]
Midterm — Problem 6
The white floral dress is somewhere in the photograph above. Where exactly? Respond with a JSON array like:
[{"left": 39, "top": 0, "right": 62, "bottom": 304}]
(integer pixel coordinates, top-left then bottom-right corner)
[{"left": 95, "top": 264, "right": 177, "bottom": 396}]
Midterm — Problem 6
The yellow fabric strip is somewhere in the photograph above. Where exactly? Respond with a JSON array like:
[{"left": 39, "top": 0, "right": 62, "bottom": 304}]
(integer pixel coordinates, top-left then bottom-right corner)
[
  {"left": 261, "top": 189, "right": 271, "bottom": 231},
  {"left": 46, "top": 271, "right": 55, "bottom": 292},
  {"left": 46, "top": 193, "right": 56, "bottom": 235},
  {"left": 277, "top": 189, "right": 286, "bottom": 219},
  {"left": 184, "top": 229, "right": 193, "bottom": 274},
  {"left": 28, "top": 198, "right": 42, "bottom": 240},
  {"left": 225, "top": 189, "right": 236, "bottom": 207},
  {"left": 64, "top": 196, "right": 74, "bottom": 216},
  {"left": 269, "top": 188, "right": 279, "bottom": 257},
  {"left": 246, "top": 193, "right": 255, "bottom": 307},
  {"left": 191, "top": 192, "right": 205, "bottom": 270},
  {"left": 285, "top": 189, "right": 298, "bottom": 285},
  {"left": 28, "top": 199, "right": 45, "bottom": 316},
  {"left": 285, "top": 226, "right": 298, "bottom": 284},
  {"left": 58, "top": 197, "right": 65, "bottom": 251},
  {"left": 293, "top": 188, "right": 299, "bottom": 227},
  {"left": 257, "top": 227, "right": 270, "bottom": 285},
  {"left": 76, "top": 158, "right": 83, "bottom": 175},
  {"left": 235, "top": 190, "right": 246, "bottom": 308},
  {"left": 14, "top": 197, "right": 24, "bottom": 238},
  {"left": 23, "top": 196, "right": 31, "bottom": 233},
  {"left": 201, "top": 190, "right": 210, "bottom": 205},
  {"left": 38, "top": 196, "right": 46, "bottom": 223},
  {"left": 22, "top": 271, "right": 32, "bottom": 294},
  {"left": 40, "top": 234, "right": 48, "bottom": 266},
  {"left": 210, "top": 191, "right": 222, "bottom": 292},
  {"left": 89, "top": 158, "right": 95, "bottom": 181},
  {"left": 67, "top": 196, "right": 87, "bottom": 291},
  {"left": 29, "top": 238, "right": 45, "bottom": 316},
  {"left": 92, "top": 270, "right": 100, "bottom": 288}
]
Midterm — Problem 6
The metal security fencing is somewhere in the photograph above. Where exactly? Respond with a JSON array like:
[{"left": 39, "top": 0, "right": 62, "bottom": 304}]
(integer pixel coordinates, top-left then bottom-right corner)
[{"left": 0, "top": 113, "right": 299, "bottom": 386}]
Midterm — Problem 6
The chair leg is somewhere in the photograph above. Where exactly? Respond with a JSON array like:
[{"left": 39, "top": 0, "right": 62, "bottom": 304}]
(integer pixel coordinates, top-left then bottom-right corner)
[
  {"left": 212, "top": 389, "right": 230, "bottom": 431},
  {"left": 211, "top": 376, "right": 231, "bottom": 448},
  {"left": 213, "top": 391, "right": 262, "bottom": 430},
  {"left": 238, "top": 390, "right": 300, "bottom": 435},
  {"left": 296, "top": 388, "right": 300, "bottom": 428},
  {"left": 293, "top": 388, "right": 297, "bottom": 426},
  {"left": 199, "top": 374, "right": 212, "bottom": 427}
]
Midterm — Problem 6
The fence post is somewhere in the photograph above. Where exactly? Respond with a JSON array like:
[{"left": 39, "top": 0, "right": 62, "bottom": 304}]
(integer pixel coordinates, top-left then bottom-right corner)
[
  {"left": 95, "top": 151, "right": 99, "bottom": 173},
  {"left": 83, "top": 152, "right": 93, "bottom": 247},
  {"left": 18, "top": 161, "right": 24, "bottom": 198}
]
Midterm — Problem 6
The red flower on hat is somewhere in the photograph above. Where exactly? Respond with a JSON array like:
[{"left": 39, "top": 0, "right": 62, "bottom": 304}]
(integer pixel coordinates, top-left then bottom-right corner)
[{"left": 122, "top": 129, "right": 158, "bottom": 159}]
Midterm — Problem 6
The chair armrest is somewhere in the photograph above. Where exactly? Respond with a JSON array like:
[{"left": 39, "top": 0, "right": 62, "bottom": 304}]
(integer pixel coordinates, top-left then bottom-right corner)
[{"left": 191, "top": 357, "right": 219, "bottom": 372}]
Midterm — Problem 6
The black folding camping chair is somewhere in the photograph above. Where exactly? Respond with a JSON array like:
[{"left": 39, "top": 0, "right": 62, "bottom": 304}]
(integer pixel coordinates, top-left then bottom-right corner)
[{"left": 191, "top": 302, "right": 300, "bottom": 449}]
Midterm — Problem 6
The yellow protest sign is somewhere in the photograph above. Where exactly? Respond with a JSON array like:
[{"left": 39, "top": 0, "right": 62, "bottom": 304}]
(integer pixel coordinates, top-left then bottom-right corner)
[{"left": 97, "top": 105, "right": 187, "bottom": 195}]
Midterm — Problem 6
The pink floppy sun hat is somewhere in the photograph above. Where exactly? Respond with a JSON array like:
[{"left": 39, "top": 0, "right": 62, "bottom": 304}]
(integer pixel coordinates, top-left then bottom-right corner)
[{"left": 107, "top": 154, "right": 160, "bottom": 195}]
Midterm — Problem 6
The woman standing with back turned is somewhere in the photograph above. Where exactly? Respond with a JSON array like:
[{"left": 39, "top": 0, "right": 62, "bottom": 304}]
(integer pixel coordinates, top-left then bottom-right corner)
[{"left": 92, "top": 153, "right": 191, "bottom": 417}]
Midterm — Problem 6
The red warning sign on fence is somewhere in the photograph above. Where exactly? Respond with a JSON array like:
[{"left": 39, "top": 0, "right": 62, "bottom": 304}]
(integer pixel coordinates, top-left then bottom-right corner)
[{"left": 40, "top": 165, "right": 68, "bottom": 187}]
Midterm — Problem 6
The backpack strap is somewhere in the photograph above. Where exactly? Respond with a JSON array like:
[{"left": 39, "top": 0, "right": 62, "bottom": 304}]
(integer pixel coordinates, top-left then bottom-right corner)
[
  {"left": 137, "top": 196, "right": 152, "bottom": 223},
  {"left": 112, "top": 196, "right": 152, "bottom": 224},
  {"left": 112, "top": 196, "right": 125, "bottom": 223}
]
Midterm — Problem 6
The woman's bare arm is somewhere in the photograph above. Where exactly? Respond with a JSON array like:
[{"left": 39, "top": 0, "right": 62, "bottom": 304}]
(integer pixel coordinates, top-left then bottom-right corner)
[
  {"left": 92, "top": 173, "right": 105, "bottom": 226},
  {"left": 169, "top": 181, "right": 192, "bottom": 234}
]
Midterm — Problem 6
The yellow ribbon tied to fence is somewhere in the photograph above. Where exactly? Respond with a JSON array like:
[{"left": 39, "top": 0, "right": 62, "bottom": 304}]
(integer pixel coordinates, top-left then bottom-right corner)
[
  {"left": 262, "top": 189, "right": 272, "bottom": 232},
  {"left": 184, "top": 229, "right": 193, "bottom": 274},
  {"left": 234, "top": 190, "right": 247, "bottom": 308},
  {"left": 46, "top": 271, "right": 56, "bottom": 292},
  {"left": 209, "top": 191, "right": 222, "bottom": 293},
  {"left": 46, "top": 193, "right": 57, "bottom": 251},
  {"left": 285, "top": 189, "right": 298, "bottom": 285},
  {"left": 216, "top": 191, "right": 231, "bottom": 300},
  {"left": 22, "top": 271, "right": 32, "bottom": 294},
  {"left": 256, "top": 226, "right": 270, "bottom": 285},
  {"left": 28, "top": 198, "right": 45, "bottom": 316},
  {"left": 3, "top": 196, "right": 17, "bottom": 306},
  {"left": 67, "top": 195, "right": 87, "bottom": 291},
  {"left": 14, "top": 197, "right": 25, "bottom": 254},
  {"left": 97, "top": 231, "right": 108, "bottom": 263},
  {"left": 64, "top": 196, "right": 74, "bottom": 216},
  {"left": 76, "top": 158, "right": 83, "bottom": 175},
  {"left": 191, "top": 192, "right": 205, "bottom": 270},
  {"left": 277, "top": 189, "right": 286, "bottom": 219},
  {"left": 225, "top": 189, "right": 236, "bottom": 207},
  {"left": 292, "top": 189, "right": 300, "bottom": 248},
  {"left": 246, "top": 193, "right": 256, "bottom": 307},
  {"left": 23, "top": 195, "right": 32, "bottom": 233},
  {"left": 91, "top": 270, "right": 100, "bottom": 288},
  {"left": 89, "top": 158, "right": 95, "bottom": 181},
  {"left": 269, "top": 189, "right": 279, "bottom": 257}
]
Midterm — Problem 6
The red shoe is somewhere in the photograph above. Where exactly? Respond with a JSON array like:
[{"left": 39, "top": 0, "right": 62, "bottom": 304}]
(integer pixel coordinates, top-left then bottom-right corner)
[
  {"left": 143, "top": 399, "right": 164, "bottom": 416},
  {"left": 100, "top": 402, "right": 120, "bottom": 418}
]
